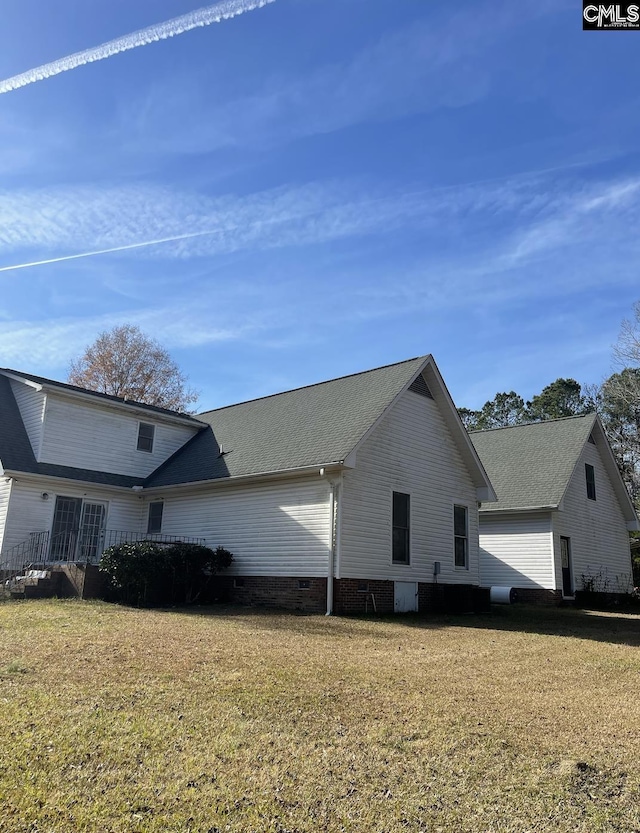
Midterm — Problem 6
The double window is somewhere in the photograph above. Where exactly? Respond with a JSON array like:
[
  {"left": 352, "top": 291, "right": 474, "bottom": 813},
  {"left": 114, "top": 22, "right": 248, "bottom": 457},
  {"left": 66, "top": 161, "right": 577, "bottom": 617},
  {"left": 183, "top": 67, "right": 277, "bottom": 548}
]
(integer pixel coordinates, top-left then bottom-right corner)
[
  {"left": 137, "top": 422, "right": 155, "bottom": 453},
  {"left": 454, "top": 504, "right": 468, "bottom": 569},
  {"left": 392, "top": 492, "right": 410, "bottom": 564},
  {"left": 585, "top": 464, "right": 596, "bottom": 501}
]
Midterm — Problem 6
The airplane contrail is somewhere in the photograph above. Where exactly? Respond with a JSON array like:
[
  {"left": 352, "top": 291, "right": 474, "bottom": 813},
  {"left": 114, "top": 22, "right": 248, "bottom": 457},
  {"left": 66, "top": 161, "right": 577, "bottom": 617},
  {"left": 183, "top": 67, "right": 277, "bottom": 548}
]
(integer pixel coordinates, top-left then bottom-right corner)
[
  {"left": 0, "top": 0, "right": 276, "bottom": 94},
  {"left": 0, "top": 228, "right": 225, "bottom": 273}
]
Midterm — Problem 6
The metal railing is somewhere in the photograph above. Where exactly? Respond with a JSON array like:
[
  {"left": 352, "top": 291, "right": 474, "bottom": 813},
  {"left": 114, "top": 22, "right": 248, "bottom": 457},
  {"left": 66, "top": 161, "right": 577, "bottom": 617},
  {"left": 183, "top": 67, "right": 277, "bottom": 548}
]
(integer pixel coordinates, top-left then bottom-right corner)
[
  {"left": 1, "top": 529, "right": 206, "bottom": 582},
  {"left": 0, "top": 531, "right": 50, "bottom": 585}
]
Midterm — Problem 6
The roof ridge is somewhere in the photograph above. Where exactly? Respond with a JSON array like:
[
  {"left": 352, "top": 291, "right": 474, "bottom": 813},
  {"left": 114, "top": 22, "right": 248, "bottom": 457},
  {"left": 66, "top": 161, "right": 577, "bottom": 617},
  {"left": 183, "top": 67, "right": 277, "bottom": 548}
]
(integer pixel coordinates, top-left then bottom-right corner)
[
  {"left": 197, "top": 355, "right": 427, "bottom": 416},
  {"left": 468, "top": 412, "right": 596, "bottom": 435},
  {"left": 0, "top": 367, "right": 203, "bottom": 422}
]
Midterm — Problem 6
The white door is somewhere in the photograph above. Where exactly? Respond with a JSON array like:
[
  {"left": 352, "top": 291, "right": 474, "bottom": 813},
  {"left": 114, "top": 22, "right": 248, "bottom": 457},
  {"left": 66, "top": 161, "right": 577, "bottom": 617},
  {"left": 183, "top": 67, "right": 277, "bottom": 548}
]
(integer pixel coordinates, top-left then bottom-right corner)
[{"left": 394, "top": 581, "right": 418, "bottom": 612}]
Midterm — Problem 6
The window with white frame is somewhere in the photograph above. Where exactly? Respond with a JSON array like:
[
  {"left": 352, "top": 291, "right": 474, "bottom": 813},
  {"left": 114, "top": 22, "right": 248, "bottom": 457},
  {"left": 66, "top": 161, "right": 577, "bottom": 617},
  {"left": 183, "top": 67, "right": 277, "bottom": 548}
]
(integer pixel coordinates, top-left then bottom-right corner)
[
  {"left": 147, "top": 501, "right": 164, "bottom": 534},
  {"left": 392, "top": 491, "right": 410, "bottom": 564},
  {"left": 137, "top": 422, "right": 155, "bottom": 453},
  {"left": 454, "top": 504, "right": 468, "bottom": 569}
]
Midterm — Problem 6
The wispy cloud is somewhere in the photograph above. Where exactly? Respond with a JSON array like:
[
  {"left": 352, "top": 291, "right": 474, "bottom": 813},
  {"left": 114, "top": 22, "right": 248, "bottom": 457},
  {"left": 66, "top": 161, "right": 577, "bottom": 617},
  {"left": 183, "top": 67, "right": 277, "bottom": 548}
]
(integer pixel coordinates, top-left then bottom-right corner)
[
  {"left": 0, "top": 303, "right": 263, "bottom": 368},
  {"left": 1, "top": 171, "right": 639, "bottom": 274},
  {"left": 125, "top": 0, "right": 569, "bottom": 154},
  {"left": 0, "top": 0, "right": 275, "bottom": 95}
]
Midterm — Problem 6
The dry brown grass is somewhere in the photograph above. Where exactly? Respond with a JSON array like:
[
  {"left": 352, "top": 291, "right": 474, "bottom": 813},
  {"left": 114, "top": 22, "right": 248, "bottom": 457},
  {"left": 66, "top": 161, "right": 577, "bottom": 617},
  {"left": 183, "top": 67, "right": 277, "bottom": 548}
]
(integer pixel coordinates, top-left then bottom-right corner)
[{"left": 0, "top": 600, "right": 639, "bottom": 832}]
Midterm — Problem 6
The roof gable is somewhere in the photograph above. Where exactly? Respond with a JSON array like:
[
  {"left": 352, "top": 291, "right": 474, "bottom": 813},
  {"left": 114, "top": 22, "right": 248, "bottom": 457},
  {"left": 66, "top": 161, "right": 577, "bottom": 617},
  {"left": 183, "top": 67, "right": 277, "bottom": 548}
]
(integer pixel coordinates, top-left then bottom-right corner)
[
  {"left": 0, "top": 368, "right": 204, "bottom": 426},
  {"left": 470, "top": 414, "right": 599, "bottom": 512},
  {"left": 0, "top": 374, "right": 140, "bottom": 487},
  {"left": 146, "top": 356, "right": 427, "bottom": 486},
  {"left": 146, "top": 355, "right": 496, "bottom": 495}
]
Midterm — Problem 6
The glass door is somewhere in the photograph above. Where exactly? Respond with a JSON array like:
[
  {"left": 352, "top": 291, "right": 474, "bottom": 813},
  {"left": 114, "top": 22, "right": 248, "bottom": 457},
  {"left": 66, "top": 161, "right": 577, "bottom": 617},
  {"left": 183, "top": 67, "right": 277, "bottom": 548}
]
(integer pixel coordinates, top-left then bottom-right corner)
[
  {"left": 50, "top": 497, "right": 82, "bottom": 560},
  {"left": 78, "top": 503, "right": 107, "bottom": 562},
  {"left": 50, "top": 497, "right": 107, "bottom": 562}
]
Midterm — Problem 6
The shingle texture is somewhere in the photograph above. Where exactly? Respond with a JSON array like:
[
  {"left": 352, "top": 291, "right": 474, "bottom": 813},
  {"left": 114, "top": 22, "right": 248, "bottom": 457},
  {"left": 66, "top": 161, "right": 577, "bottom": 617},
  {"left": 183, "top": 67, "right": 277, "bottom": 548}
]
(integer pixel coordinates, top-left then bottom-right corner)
[
  {"left": 146, "top": 356, "right": 428, "bottom": 486},
  {"left": 469, "top": 414, "right": 597, "bottom": 511},
  {"left": 0, "top": 375, "right": 142, "bottom": 488}
]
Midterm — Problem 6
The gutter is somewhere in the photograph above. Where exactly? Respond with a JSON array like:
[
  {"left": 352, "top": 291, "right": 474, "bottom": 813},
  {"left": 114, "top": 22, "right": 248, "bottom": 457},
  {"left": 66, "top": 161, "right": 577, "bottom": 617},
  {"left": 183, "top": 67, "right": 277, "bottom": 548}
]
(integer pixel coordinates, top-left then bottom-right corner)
[
  {"left": 143, "top": 461, "right": 347, "bottom": 494},
  {"left": 478, "top": 505, "right": 559, "bottom": 514}
]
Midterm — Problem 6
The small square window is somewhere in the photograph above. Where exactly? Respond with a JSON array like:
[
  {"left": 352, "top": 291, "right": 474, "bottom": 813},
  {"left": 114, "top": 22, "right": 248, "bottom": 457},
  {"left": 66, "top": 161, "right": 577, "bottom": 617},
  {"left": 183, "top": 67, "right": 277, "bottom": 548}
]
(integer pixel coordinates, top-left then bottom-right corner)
[
  {"left": 298, "top": 580, "right": 310, "bottom": 590},
  {"left": 147, "top": 501, "right": 163, "bottom": 534},
  {"left": 233, "top": 578, "right": 245, "bottom": 589},
  {"left": 137, "top": 422, "right": 155, "bottom": 452},
  {"left": 357, "top": 581, "right": 369, "bottom": 593},
  {"left": 585, "top": 464, "right": 596, "bottom": 501}
]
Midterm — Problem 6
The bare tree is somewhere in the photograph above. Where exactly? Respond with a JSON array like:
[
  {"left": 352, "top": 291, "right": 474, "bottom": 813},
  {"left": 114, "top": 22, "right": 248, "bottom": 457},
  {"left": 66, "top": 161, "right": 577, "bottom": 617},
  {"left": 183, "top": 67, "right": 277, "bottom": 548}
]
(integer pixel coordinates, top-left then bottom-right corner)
[
  {"left": 69, "top": 325, "right": 198, "bottom": 412},
  {"left": 614, "top": 300, "right": 640, "bottom": 368}
]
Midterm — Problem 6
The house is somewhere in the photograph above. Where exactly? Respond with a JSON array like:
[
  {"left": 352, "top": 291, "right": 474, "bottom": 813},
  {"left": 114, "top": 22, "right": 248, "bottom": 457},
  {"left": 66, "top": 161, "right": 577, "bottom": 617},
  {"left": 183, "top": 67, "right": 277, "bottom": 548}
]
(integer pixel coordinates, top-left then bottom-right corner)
[
  {"left": 0, "top": 355, "right": 495, "bottom": 613},
  {"left": 469, "top": 414, "right": 638, "bottom": 603}
]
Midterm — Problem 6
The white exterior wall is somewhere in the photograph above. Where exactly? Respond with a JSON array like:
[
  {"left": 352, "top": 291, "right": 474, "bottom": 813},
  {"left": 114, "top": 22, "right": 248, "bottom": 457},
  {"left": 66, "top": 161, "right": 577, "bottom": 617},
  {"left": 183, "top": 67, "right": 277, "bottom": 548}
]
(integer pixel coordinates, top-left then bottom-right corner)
[
  {"left": 479, "top": 512, "right": 554, "bottom": 589},
  {"left": 1, "top": 479, "right": 143, "bottom": 554},
  {"left": 339, "top": 389, "right": 480, "bottom": 584},
  {"left": 146, "top": 477, "right": 331, "bottom": 577},
  {"left": 39, "top": 394, "right": 199, "bottom": 477},
  {"left": 10, "top": 380, "right": 46, "bottom": 456},
  {"left": 553, "top": 442, "right": 633, "bottom": 594},
  {"left": 0, "top": 477, "right": 13, "bottom": 552}
]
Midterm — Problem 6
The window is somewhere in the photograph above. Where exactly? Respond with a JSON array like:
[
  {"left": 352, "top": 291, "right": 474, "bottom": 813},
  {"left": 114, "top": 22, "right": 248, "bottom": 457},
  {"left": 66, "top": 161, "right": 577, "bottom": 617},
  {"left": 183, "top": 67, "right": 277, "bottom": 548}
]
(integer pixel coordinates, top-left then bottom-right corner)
[
  {"left": 392, "top": 492, "right": 410, "bottom": 564},
  {"left": 298, "top": 580, "right": 311, "bottom": 590},
  {"left": 137, "top": 422, "right": 155, "bottom": 452},
  {"left": 585, "top": 464, "right": 596, "bottom": 500},
  {"left": 147, "top": 501, "right": 164, "bottom": 534},
  {"left": 454, "top": 505, "right": 468, "bottom": 569},
  {"left": 233, "top": 578, "right": 245, "bottom": 589}
]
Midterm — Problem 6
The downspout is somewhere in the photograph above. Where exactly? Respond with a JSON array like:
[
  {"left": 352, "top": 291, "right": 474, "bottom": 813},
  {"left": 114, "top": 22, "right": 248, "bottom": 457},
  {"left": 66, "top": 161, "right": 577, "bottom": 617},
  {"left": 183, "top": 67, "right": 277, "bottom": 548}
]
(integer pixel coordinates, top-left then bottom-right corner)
[
  {"left": 335, "top": 473, "right": 343, "bottom": 584},
  {"left": 326, "top": 475, "right": 336, "bottom": 616}
]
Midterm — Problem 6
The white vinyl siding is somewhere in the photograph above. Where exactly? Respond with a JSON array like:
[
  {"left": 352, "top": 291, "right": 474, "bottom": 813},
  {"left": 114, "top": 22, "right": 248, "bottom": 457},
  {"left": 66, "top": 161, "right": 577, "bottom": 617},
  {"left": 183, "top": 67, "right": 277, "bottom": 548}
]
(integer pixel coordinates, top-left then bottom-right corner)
[
  {"left": 553, "top": 442, "right": 633, "bottom": 593},
  {"left": 10, "top": 379, "right": 46, "bottom": 457},
  {"left": 339, "top": 389, "right": 480, "bottom": 584},
  {"left": 38, "top": 394, "right": 199, "bottom": 477},
  {"left": 148, "top": 477, "right": 331, "bottom": 577},
  {"left": 0, "top": 477, "right": 13, "bottom": 552},
  {"left": 1, "top": 480, "right": 144, "bottom": 555},
  {"left": 479, "top": 512, "right": 554, "bottom": 589}
]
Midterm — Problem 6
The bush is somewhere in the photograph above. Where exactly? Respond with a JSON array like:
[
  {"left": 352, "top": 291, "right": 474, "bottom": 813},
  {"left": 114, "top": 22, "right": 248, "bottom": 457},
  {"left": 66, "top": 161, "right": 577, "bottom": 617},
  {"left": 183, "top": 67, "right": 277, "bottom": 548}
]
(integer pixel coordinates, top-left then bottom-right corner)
[{"left": 99, "top": 541, "right": 232, "bottom": 607}]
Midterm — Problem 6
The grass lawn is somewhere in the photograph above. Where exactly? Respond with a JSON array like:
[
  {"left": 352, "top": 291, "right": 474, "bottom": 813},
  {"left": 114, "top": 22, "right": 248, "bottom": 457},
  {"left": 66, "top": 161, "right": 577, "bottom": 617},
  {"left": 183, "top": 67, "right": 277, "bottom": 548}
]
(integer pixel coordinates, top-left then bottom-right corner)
[{"left": 0, "top": 600, "right": 639, "bottom": 833}]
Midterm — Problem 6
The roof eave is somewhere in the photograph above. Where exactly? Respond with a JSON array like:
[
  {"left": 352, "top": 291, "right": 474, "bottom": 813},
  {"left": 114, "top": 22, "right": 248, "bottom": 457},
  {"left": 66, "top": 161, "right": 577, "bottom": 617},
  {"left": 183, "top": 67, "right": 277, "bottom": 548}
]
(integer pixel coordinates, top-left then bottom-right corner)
[
  {"left": 143, "top": 461, "right": 348, "bottom": 493},
  {"left": 479, "top": 504, "right": 558, "bottom": 514},
  {"left": 2, "top": 469, "right": 141, "bottom": 493}
]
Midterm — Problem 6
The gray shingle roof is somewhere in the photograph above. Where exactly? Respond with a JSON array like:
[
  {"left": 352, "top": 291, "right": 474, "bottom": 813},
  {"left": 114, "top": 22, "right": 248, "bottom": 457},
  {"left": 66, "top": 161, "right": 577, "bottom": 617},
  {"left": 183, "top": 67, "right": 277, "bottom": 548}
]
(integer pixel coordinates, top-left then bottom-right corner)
[
  {"left": 0, "top": 374, "right": 143, "bottom": 488},
  {"left": 469, "top": 414, "right": 597, "bottom": 511},
  {"left": 146, "top": 356, "right": 428, "bottom": 486}
]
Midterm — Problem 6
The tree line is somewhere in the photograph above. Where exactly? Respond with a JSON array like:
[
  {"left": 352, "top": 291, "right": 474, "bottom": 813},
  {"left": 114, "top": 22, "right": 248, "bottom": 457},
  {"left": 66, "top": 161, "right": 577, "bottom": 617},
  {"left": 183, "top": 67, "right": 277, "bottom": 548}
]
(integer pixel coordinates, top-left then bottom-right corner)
[{"left": 459, "top": 302, "right": 640, "bottom": 508}]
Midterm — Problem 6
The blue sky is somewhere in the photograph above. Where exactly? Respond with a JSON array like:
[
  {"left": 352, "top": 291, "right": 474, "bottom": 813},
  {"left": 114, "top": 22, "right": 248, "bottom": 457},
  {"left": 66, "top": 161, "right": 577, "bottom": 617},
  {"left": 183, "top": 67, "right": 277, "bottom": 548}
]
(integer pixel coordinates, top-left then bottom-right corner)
[{"left": 1, "top": 0, "right": 639, "bottom": 411}]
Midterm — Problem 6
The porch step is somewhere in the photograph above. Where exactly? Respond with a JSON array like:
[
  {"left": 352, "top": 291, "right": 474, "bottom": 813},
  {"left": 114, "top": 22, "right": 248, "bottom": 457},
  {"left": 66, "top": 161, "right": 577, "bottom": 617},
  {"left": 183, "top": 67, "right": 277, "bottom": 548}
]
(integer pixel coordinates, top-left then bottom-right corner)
[{"left": 9, "top": 571, "right": 62, "bottom": 599}]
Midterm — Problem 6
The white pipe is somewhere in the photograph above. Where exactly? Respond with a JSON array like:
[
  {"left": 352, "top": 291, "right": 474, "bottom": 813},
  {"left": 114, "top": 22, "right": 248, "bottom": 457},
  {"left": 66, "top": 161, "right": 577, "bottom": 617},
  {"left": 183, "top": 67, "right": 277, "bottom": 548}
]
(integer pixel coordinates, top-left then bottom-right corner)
[
  {"left": 326, "top": 479, "right": 336, "bottom": 616},
  {"left": 334, "top": 475, "right": 343, "bottom": 581}
]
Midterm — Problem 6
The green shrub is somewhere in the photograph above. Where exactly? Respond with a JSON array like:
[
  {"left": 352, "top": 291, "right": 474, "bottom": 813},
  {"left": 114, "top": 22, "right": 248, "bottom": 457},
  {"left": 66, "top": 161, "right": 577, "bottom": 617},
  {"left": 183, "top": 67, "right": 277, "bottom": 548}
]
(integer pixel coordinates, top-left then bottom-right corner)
[{"left": 99, "top": 541, "right": 232, "bottom": 607}]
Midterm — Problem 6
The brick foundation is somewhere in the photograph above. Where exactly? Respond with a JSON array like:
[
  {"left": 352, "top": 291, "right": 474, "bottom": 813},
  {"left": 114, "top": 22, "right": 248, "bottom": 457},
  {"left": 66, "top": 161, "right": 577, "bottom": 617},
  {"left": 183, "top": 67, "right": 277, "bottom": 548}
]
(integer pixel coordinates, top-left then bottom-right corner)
[
  {"left": 512, "top": 588, "right": 564, "bottom": 606},
  {"left": 53, "top": 564, "right": 106, "bottom": 600},
  {"left": 333, "top": 578, "right": 395, "bottom": 614},
  {"left": 221, "top": 575, "right": 328, "bottom": 613}
]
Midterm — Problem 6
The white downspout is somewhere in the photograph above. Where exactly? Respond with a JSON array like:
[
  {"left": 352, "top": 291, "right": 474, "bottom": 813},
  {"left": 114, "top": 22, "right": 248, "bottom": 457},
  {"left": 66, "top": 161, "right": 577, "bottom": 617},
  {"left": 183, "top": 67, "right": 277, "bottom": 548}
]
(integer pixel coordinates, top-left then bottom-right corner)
[
  {"left": 326, "top": 476, "right": 336, "bottom": 616},
  {"left": 335, "top": 474, "right": 343, "bottom": 582}
]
